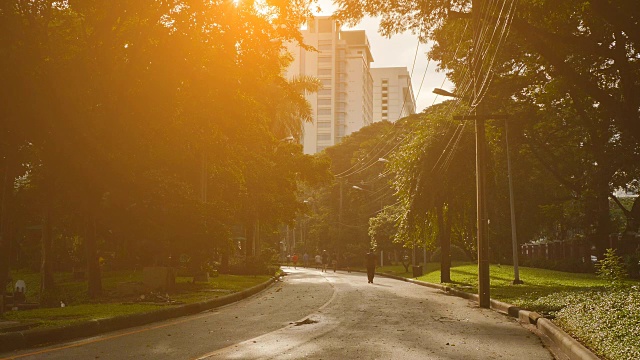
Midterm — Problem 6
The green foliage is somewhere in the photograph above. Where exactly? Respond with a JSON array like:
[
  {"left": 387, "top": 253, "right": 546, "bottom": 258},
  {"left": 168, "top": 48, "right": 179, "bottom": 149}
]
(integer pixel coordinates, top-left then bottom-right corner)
[
  {"left": 334, "top": 0, "right": 640, "bottom": 271},
  {"left": 429, "top": 245, "right": 470, "bottom": 262},
  {"left": 0, "top": 0, "right": 323, "bottom": 303},
  {"left": 596, "top": 248, "right": 628, "bottom": 287},
  {"left": 228, "top": 248, "right": 279, "bottom": 276},
  {"left": 388, "top": 106, "right": 475, "bottom": 251},
  {"left": 311, "top": 121, "right": 399, "bottom": 258},
  {"left": 522, "top": 257, "right": 594, "bottom": 274},
  {"left": 3, "top": 272, "right": 271, "bottom": 328},
  {"left": 554, "top": 287, "right": 640, "bottom": 360}
]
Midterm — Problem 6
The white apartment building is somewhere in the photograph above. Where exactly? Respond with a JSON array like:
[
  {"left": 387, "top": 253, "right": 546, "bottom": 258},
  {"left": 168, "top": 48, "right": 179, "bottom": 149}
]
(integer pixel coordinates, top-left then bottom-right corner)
[
  {"left": 285, "top": 16, "right": 374, "bottom": 154},
  {"left": 371, "top": 67, "right": 416, "bottom": 123}
]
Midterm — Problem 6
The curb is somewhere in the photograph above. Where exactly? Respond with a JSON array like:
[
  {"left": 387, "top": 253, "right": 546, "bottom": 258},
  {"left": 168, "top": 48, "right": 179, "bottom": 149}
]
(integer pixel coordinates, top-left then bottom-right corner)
[
  {"left": 0, "top": 277, "right": 276, "bottom": 353},
  {"left": 375, "top": 271, "right": 600, "bottom": 360}
]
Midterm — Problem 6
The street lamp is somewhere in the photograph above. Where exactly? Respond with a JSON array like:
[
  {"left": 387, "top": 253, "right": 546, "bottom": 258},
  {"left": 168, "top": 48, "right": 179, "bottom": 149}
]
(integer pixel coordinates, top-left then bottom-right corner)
[{"left": 432, "top": 88, "right": 458, "bottom": 98}]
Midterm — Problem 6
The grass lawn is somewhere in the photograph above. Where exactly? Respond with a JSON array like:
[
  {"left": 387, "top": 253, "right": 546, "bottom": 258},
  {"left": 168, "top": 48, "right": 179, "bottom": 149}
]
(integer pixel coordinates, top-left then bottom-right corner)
[
  {"left": 3, "top": 269, "right": 273, "bottom": 328},
  {"left": 377, "top": 261, "right": 618, "bottom": 312}
]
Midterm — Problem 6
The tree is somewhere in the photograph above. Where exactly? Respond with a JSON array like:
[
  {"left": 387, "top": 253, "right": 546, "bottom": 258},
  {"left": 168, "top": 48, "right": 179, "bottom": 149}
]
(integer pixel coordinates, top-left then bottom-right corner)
[
  {"left": 0, "top": 0, "right": 324, "bottom": 307},
  {"left": 389, "top": 103, "right": 475, "bottom": 281},
  {"left": 334, "top": 0, "right": 640, "bottom": 258}
]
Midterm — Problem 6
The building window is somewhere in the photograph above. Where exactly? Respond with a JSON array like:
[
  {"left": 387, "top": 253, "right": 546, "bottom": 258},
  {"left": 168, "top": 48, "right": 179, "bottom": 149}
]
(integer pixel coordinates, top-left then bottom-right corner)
[
  {"left": 319, "top": 68, "right": 332, "bottom": 76},
  {"left": 318, "top": 108, "right": 332, "bottom": 116},
  {"left": 320, "top": 79, "right": 332, "bottom": 87},
  {"left": 318, "top": 121, "right": 331, "bottom": 128},
  {"left": 317, "top": 133, "right": 331, "bottom": 141},
  {"left": 319, "top": 56, "right": 332, "bottom": 63},
  {"left": 318, "top": 98, "right": 332, "bottom": 106},
  {"left": 318, "top": 89, "right": 332, "bottom": 96}
]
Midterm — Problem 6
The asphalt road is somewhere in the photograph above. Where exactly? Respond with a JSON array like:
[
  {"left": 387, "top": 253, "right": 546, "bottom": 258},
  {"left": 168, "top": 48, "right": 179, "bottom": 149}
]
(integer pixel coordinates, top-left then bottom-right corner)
[{"left": 0, "top": 268, "right": 554, "bottom": 360}]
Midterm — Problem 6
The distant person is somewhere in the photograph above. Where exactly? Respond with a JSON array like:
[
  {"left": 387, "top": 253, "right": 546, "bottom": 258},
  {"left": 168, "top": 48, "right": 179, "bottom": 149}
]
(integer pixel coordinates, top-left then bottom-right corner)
[
  {"left": 322, "top": 250, "right": 329, "bottom": 272},
  {"left": 315, "top": 254, "right": 322, "bottom": 269},
  {"left": 365, "top": 249, "right": 376, "bottom": 283},
  {"left": 303, "top": 253, "right": 309, "bottom": 267},
  {"left": 292, "top": 254, "right": 299, "bottom": 269}
]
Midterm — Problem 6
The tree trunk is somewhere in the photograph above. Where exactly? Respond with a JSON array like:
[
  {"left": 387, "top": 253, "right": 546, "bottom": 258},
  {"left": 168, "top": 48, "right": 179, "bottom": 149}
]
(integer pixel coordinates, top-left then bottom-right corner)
[
  {"left": 0, "top": 154, "right": 13, "bottom": 316},
  {"left": 85, "top": 212, "right": 102, "bottom": 298},
  {"left": 437, "top": 205, "right": 451, "bottom": 283},
  {"left": 625, "top": 196, "right": 640, "bottom": 234},
  {"left": 40, "top": 203, "right": 56, "bottom": 306}
]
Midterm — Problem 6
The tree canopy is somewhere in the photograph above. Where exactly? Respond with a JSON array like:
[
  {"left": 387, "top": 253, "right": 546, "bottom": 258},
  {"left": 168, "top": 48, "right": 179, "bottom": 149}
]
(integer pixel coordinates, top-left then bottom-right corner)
[{"left": 0, "top": 0, "right": 330, "bottom": 306}]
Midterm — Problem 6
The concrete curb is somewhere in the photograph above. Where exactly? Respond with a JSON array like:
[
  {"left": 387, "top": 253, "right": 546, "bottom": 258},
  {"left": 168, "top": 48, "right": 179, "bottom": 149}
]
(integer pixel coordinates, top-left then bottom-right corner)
[
  {"left": 375, "top": 271, "right": 600, "bottom": 360},
  {"left": 0, "top": 277, "right": 276, "bottom": 353}
]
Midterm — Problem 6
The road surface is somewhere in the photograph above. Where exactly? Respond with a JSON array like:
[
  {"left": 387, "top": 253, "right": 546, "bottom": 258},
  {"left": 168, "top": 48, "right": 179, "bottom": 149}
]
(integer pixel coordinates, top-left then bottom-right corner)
[{"left": 0, "top": 267, "right": 554, "bottom": 359}]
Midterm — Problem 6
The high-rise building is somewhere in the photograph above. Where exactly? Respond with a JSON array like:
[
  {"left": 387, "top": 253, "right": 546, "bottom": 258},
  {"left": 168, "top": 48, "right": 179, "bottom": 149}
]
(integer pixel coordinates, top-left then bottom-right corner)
[
  {"left": 371, "top": 67, "right": 416, "bottom": 123},
  {"left": 285, "top": 16, "right": 373, "bottom": 154}
]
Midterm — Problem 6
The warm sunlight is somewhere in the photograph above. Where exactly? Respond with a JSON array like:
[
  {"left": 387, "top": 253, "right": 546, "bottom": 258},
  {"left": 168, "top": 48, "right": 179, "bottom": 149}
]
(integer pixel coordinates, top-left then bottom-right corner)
[{"left": 1, "top": 1, "right": 639, "bottom": 360}]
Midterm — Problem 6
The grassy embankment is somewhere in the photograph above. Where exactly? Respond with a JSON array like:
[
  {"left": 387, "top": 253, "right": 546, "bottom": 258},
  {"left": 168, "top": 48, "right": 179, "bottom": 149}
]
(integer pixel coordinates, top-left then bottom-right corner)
[
  {"left": 378, "top": 262, "right": 640, "bottom": 360},
  {"left": 2, "top": 270, "right": 273, "bottom": 328}
]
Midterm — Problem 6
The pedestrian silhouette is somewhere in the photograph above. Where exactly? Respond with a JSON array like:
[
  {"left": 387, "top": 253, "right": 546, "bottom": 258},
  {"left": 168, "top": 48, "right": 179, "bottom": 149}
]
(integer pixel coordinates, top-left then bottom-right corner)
[{"left": 365, "top": 249, "right": 376, "bottom": 283}]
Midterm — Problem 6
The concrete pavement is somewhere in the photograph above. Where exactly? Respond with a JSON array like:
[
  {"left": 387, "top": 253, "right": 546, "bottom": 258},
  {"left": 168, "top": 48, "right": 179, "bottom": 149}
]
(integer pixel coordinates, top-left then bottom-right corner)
[{"left": 0, "top": 268, "right": 601, "bottom": 359}]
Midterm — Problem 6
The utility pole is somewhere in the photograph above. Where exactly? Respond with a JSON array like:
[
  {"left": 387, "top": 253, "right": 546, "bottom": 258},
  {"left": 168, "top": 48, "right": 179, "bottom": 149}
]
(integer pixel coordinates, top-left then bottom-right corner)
[
  {"left": 338, "top": 180, "right": 343, "bottom": 248},
  {"left": 473, "top": 0, "right": 490, "bottom": 308},
  {"left": 505, "top": 120, "right": 523, "bottom": 284},
  {"left": 435, "top": 0, "right": 512, "bottom": 308},
  {"left": 475, "top": 114, "right": 490, "bottom": 308}
]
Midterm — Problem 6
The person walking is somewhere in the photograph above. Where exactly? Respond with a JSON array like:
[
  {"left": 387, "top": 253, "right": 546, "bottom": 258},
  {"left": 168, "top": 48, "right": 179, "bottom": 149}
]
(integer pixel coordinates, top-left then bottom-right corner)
[
  {"left": 292, "top": 253, "right": 299, "bottom": 269},
  {"left": 302, "top": 253, "right": 309, "bottom": 267},
  {"left": 321, "top": 250, "right": 329, "bottom": 272},
  {"left": 365, "top": 249, "right": 376, "bottom": 283}
]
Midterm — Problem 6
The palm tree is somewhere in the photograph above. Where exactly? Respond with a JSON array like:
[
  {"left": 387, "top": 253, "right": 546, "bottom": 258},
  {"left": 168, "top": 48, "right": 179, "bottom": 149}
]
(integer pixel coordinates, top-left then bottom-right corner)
[{"left": 268, "top": 75, "right": 322, "bottom": 141}]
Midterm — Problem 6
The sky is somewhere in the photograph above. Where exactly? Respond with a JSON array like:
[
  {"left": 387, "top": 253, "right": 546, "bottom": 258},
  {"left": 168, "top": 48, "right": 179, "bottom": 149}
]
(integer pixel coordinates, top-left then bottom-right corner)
[{"left": 313, "top": 2, "right": 450, "bottom": 113}]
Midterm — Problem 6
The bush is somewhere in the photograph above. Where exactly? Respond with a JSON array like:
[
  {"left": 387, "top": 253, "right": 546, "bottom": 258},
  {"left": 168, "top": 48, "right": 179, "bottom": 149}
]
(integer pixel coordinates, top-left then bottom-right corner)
[
  {"left": 227, "top": 248, "right": 279, "bottom": 276},
  {"left": 430, "top": 245, "right": 470, "bottom": 262},
  {"left": 596, "top": 248, "right": 628, "bottom": 287},
  {"left": 522, "top": 257, "right": 593, "bottom": 273}
]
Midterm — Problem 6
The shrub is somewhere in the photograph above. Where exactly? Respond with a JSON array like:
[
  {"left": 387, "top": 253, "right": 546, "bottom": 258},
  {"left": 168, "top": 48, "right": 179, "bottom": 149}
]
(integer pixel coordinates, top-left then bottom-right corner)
[
  {"left": 227, "top": 248, "right": 279, "bottom": 276},
  {"left": 430, "top": 245, "right": 470, "bottom": 262},
  {"left": 595, "top": 248, "right": 628, "bottom": 287}
]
